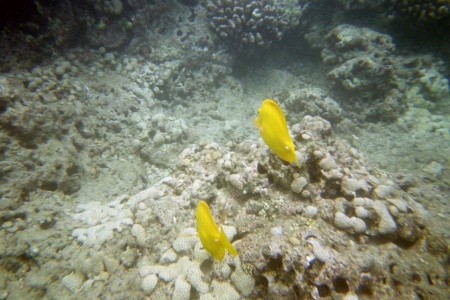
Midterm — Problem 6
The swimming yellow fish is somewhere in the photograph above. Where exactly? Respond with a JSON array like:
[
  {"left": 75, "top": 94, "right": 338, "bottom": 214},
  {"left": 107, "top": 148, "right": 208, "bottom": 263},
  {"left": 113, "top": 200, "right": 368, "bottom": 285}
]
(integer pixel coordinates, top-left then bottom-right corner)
[
  {"left": 254, "top": 99, "right": 299, "bottom": 166},
  {"left": 195, "top": 200, "right": 238, "bottom": 261}
]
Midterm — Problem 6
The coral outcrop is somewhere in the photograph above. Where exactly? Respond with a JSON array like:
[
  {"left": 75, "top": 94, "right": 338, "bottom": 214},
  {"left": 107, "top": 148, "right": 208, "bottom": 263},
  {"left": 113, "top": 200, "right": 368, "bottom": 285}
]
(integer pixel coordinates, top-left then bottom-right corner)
[
  {"left": 206, "top": 0, "right": 302, "bottom": 50},
  {"left": 57, "top": 116, "right": 445, "bottom": 299},
  {"left": 392, "top": 0, "right": 450, "bottom": 21},
  {"left": 320, "top": 24, "right": 450, "bottom": 122},
  {"left": 0, "top": 2, "right": 448, "bottom": 299}
]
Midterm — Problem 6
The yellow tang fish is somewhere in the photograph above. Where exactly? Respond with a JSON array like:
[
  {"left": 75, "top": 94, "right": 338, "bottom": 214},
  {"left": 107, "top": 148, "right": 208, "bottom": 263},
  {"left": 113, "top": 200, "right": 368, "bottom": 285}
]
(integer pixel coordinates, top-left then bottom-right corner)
[
  {"left": 254, "top": 99, "right": 299, "bottom": 166},
  {"left": 195, "top": 201, "right": 238, "bottom": 261}
]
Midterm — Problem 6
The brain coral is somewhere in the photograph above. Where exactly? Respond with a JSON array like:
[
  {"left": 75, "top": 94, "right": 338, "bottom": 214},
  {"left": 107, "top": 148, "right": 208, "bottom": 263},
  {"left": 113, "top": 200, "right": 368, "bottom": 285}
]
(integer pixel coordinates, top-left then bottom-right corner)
[{"left": 206, "top": 0, "right": 301, "bottom": 50}]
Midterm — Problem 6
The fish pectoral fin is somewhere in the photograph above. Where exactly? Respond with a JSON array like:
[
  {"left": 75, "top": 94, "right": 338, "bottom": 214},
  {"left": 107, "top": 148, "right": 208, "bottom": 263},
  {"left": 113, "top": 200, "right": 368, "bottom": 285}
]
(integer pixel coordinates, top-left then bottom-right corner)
[
  {"left": 253, "top": 117, "right": 262, "bottom": 130},
  {"left": 219, "top": 227, "right": 238, "bottom": 257}
]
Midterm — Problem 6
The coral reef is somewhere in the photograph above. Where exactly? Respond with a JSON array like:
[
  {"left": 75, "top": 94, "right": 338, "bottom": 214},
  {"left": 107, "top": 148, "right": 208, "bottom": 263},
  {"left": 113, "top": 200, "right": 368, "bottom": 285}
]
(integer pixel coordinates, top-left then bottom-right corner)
[
  {"left": 0, "top": 1, "right": 91, "bottom": 71},
  {"left": 0, "top": 76, "right": 84, "bottom": 207},
  {"left": 321, "top": 24, "right": 404, "bottom": 122},
  {"left": 392, "top": 0, "right": 450, "bottom": 21},
  {"left": 86, "top": 22, "right": 131, "bottom": 49},
  {"left": 303, "top": 0, "right": 388, "bottom": 11},
  {"left": 71, "top": 198, "right": 134, "bottom": 251},
  {"left": 283, "top": 86, "right": 345, "bottom": 125},
  {"left": 0, "top": 1, "right": 448, "bottom": 299},
  {"left": 51, "top": 115, "right": 445, "bottom": 299},
  {"left": 206, "top": 0, "right": 302, "bottom": 50},
  {"left": 320, "top": 24, "right": 450, "bottom": 122},
  {"left": 85, "top": 0, "right": 124, "bottom": 15},
  {"left": 0, "top": 2, "right": 224, "bottom": 202},
  {"left": 305, "top": 0, "right": 450, "bottom": 22}
]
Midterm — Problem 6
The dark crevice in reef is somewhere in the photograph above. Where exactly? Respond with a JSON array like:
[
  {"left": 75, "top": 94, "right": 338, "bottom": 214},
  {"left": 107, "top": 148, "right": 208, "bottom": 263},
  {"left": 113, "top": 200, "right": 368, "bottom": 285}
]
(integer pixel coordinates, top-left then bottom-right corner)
[
  {"left": 305, "top": 153, "right": 322, "bottom": 184},
  {"left": 316, "top": 283, "right": 331, "bottom": 297},
  {"left": 333, "top": 276, "right": 350, "bottom": 294}
]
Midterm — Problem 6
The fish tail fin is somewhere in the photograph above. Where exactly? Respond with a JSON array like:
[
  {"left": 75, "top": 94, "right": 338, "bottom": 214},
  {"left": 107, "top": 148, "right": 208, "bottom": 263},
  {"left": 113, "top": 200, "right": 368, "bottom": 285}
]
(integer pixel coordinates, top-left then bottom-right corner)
[{"left": 219, "top": 227, "right": 238, "bottom": 257}]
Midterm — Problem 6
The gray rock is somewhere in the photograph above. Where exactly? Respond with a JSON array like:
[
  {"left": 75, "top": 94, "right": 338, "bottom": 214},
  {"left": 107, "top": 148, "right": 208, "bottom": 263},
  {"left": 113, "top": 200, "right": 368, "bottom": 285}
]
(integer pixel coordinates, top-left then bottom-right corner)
[
  {"left": 334, "top": 212, "right": 353, "bottom": 229},
  {"left": 304, "top": 206, "right": 318, "bottom": 218},
  {"left": 291, "top": 177, "right": 308, "bottom": 193},
  {"left": 373, "top": 200, "right": 397, "bottom": 234}
]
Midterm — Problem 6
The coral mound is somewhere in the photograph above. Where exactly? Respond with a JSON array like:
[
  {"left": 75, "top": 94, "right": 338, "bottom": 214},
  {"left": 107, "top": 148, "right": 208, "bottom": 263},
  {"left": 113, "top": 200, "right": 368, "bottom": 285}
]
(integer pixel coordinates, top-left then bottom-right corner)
[
  {"left": 70, "top": 116, "right": 444, "bottom": 299},
  {"left": 206, "top": 0, "right": 301, "bottom": 50}
]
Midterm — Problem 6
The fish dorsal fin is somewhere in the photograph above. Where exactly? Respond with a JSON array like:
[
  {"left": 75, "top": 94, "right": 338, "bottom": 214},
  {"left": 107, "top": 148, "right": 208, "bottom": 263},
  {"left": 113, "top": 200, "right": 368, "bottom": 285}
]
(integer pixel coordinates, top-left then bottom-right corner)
[{"left": 265, "top": 99, "right": 287, "bottom": 124}]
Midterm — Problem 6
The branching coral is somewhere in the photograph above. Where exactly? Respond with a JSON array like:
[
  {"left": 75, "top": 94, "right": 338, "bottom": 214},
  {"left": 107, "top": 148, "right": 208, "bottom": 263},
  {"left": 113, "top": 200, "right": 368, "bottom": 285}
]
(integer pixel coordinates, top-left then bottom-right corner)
[{"left": 206, "top": 0, "right": 301, "bottom": 50}]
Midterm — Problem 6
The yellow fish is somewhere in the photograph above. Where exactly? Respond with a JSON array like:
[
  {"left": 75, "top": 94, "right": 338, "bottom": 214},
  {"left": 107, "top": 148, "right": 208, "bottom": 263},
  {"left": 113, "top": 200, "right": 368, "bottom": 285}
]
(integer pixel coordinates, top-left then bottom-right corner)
[
  {"left": 195, "top": 201, "right": 238, "bottom": 261},
  {"left": 254, "top": 99, "right": 299, "bottom": 166}
]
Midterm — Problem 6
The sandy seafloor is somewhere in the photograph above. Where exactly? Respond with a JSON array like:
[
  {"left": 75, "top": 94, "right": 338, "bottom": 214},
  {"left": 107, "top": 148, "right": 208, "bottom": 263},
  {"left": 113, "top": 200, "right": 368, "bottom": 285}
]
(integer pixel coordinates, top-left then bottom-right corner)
[{"left": 0, "top": 1, "right": 449, "bottom": 299}]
